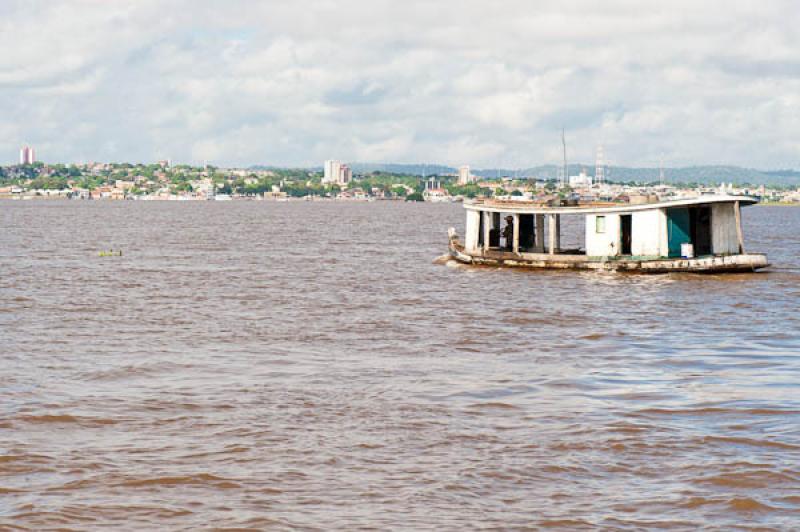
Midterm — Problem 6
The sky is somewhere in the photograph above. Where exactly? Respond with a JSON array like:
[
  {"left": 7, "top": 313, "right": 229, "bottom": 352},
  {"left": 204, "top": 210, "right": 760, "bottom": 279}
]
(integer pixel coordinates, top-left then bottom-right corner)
[{"left": 1, "top": 0, "right": 799, "bottom": 169}]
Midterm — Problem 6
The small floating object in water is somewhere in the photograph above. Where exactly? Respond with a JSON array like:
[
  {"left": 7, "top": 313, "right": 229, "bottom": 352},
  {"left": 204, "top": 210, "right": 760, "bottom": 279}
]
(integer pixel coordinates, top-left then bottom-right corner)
[{"left": 99, "top": 249, "right": 123, "bottom": 257}]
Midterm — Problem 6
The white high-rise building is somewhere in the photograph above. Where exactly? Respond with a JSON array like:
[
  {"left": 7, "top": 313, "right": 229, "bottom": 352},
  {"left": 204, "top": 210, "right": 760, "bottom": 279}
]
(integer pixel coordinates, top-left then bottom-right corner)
[
  {"left": 323, "top": 160, "right": 341, "bottom": 184},
  {"left": 323, "top": 160, "right": 352, "bottom": 186},
  {"left": 458, "top": 165, "right": 474, "bottom": 185},
  {"left": 19, "top": 146, "right": 35, "bottom": 165}
]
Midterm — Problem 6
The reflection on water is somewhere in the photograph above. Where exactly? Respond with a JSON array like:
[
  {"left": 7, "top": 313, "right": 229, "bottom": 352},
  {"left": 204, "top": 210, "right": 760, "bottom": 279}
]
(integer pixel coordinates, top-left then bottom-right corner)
[{"left": 1, "top": 201, "right": 799, "bottom": 529}]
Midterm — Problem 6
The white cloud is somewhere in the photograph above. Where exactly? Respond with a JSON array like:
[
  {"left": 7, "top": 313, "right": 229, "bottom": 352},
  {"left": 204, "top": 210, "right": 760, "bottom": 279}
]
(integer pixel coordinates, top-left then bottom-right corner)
[{"left": 0, "top": 0, "right": 798, "bottom": 168}]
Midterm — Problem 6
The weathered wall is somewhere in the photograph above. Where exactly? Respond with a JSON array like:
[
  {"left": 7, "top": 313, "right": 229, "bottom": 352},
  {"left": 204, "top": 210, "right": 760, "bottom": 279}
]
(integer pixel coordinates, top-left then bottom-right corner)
[
  {"left": 631, "top": 209, "right": 667, "bottom": 257},
  {"left": 465, "top": 210, "right": 480, "bottom": 251},
  {"left": 586, "top": 213, "right": 620, "bottom": 257},
  {"left": 712, "top": 203, "right": 739, "bottom": 254}
]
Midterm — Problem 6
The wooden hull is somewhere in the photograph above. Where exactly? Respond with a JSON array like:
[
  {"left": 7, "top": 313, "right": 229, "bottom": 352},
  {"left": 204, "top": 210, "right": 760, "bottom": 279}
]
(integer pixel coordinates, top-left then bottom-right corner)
[{"left": 448, "top": 241, "right": 770, "bottom": 273}]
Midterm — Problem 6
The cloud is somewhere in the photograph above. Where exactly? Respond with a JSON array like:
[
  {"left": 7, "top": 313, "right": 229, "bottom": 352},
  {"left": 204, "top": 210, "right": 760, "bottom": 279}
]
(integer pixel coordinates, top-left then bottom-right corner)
[{"left": 0, "top": 0, "right": 798, "bottom": 168}]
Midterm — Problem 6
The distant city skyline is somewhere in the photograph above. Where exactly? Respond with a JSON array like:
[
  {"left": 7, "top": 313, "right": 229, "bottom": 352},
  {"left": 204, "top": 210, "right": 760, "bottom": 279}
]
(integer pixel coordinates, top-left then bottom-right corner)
[
  {"left": 322, "top": 160, "right": 352, "bottom": 186},
  {"left": 2, "top": 1, "right": 798, "bottom": 169}
]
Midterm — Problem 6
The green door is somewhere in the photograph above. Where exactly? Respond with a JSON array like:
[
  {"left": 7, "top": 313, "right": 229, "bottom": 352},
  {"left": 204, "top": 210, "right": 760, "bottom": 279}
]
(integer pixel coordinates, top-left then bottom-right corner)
[{"left": 667, "top": 208, "right": 691, "bottom": 257}]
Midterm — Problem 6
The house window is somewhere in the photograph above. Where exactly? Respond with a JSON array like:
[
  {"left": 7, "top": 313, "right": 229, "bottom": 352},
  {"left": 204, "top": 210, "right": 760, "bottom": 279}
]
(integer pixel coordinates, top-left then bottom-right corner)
[{"left": 596, "top": 216, "right": 606, "bottom": 233}]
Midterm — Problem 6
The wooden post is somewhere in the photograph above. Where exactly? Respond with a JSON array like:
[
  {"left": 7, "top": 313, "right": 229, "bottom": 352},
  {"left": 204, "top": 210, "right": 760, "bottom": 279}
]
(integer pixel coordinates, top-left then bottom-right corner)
[
  {"left": 535, "top": 214, "right": 545, "bottom": 253},
  {"left": 483, "top": 211, "right": 491, "bottom": 253},
  {"left": 512, "top": 214, "right": 520, "bottom": 254},
  {"left": 555, "top": 214, "right": 561, "bottom": 252},
  {"left": 548, "top": 214, "right": 556, "bottom": 255},
  {"left": 734, "top": 201, "right": 745, "bottom": 254}
]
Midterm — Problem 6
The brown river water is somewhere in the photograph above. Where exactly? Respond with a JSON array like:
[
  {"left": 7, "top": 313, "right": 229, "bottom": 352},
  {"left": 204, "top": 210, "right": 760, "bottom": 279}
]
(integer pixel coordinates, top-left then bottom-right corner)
[{"left": 1, "top": 200, "right": 799, "bottom": 530}]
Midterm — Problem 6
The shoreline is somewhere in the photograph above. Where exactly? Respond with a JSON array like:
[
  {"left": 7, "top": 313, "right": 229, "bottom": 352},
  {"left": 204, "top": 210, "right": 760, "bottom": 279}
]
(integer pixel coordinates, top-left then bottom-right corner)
[
  {"left": 0, "top": 196, "right": 439, "bottom": 203},
  {"left": 2, "top": 196, "right": 799, "bottom": 206}
]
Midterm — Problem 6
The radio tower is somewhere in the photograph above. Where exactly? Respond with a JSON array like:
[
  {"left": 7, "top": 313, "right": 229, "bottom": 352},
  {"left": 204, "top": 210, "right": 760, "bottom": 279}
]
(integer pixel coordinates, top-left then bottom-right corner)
[{"left": 595, "top": 145, "right": 605, "bottom": 186}]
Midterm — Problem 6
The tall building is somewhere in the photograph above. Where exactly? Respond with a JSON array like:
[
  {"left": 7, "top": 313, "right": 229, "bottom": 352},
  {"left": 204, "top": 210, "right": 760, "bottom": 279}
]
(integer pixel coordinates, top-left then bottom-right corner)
[
  {"left": 19, "top": 146, "right": 35, "bottom": 165},
  {"left": 339, "top": 164, "right": 352, "bottom": 185},
  {"left": 323, "top": 160, "right": 341, "bottom": 184},
  {"left": 323, "top": 160, "right": 352, "bottom": 186},
  {"left": 457, "top": 165, "right": 474, "bottom": 185}
]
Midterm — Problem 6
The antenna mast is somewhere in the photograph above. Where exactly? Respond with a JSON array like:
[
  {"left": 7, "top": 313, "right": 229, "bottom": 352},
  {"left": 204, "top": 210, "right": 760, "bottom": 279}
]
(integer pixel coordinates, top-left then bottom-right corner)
[
  {"left": 595, "top": 145, "right": 605, "bottom": 186},
  {"left": 561, "top": 128, "right": 567, "bottom": 188}
]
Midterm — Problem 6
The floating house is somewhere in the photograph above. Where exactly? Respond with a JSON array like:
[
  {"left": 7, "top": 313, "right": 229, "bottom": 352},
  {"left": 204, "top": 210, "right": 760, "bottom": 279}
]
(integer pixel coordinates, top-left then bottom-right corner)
[{"left": 447, "top": 195, "right": 769, "bottom": 273}]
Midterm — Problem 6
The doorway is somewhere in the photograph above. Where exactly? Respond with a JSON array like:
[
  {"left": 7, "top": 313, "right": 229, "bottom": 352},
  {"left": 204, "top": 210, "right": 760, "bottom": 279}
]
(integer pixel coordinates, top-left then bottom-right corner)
[
  {"left": 620, "top": 214, "right": 632, "bottom": 255},
  {"left": 519, "top": 214, "right": 534, "bottom": 251},
  {"left": 667, "top": 207, "right": 690, "bottom": 258},
  {"left": 690, "top": 206, "right": 712, "bottom": 256},
  {"left": 667, "top": 206, "right": 712, "bottom": 257}
]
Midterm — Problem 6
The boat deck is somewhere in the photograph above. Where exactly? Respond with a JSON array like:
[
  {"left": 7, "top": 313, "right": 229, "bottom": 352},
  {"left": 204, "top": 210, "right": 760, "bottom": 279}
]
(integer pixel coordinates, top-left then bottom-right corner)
[{"left": 449, "top": 242, "right": 769, "bottom": 273}]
